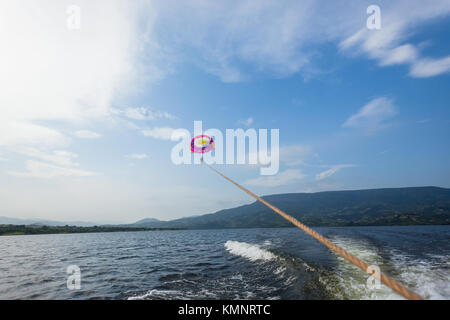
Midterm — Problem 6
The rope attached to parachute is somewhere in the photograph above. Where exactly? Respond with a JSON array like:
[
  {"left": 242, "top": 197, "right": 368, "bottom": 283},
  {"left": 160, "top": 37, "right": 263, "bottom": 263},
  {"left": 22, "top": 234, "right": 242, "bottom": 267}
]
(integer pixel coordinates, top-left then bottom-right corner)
[{"left": 202, "top": 159, "right": 424, "bottom": 300}]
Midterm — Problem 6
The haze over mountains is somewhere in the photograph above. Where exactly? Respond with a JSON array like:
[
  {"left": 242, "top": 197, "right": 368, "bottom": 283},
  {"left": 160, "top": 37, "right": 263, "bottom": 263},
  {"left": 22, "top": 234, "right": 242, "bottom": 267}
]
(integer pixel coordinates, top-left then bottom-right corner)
[
  {"left": 2, "top": 187, "right": 449, "bottom": 229},
  {"left": 0, "top": 217, "right": 96, "bottom": 227},
  {"left": 128, "top": 187, "right": 450, "bottom": 229}
]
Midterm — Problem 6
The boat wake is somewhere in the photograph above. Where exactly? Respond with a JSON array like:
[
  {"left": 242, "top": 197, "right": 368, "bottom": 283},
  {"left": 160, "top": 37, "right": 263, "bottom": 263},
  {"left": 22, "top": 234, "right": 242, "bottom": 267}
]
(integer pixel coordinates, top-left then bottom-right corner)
[
  {"left": 127, "top": 235, "right": 449, "bottom": 300},
  {"left": 224, "top": 240, "right": 278, "bottom": 262},
  {"left": 320, "top": 236, "right": 450, "bottom": 300}
]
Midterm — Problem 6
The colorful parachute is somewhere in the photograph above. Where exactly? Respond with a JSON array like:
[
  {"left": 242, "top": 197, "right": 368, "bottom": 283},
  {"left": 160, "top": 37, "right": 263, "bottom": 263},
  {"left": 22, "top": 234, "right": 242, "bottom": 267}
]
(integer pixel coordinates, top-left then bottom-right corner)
[{"left": 191, "top": 135, "right": 215, "bottom": 154}]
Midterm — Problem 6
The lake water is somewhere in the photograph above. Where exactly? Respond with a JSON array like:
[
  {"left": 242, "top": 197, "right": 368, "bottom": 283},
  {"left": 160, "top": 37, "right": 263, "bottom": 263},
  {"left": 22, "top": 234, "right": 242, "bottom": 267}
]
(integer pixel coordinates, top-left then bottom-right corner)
[{"left": 0, "top": 225, "right": 448, "bottom": 300}]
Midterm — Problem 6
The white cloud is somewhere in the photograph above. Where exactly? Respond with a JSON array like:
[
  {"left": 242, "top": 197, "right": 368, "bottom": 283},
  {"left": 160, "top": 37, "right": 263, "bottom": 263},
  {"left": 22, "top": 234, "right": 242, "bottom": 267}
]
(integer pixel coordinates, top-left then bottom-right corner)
[
  {"left": 207, "top": 64, "right": 245, "bottom": 83},
  {"left": 1, "top": 1, "right": 447, "bottom": 155},
  {"left": 316, "top": 164, "right": 356, "bottom": 181},
  {"left": 141, "top": 127, "right": 176, "bottom": 140},
  {"left": 280, "top": 145, "right": 312, "bottom": 166},
  {"left": 343, "top": 97, "right": 398, "bottom": 133},
  {"left": 113, "top": 107, "right": 174, "bottom": 121},
  {"left": 409, "top": 56, "right": 450, "bottom": 78},
  {"left": 245, "top": 169, "right": 305, "bottom": 187},
  {"left": 7, "top": 160, "right": 98, "bottom": 179},
  {"left": 339, "top": 0, "right": 450, "bottom": 78},
  {"left": 75, "top": 130, "right": 102, "bottom": 139},
  {"left": 149, "top": 1, "right": 367, "bottom": 82},
  {"left": 1, "top": 1, "right": 446, "bottom": 155},
  {"left": 11, "top": 147, "right": 79, "bottom": 167},
  {"left": 0, "top": 121, "right": 69, "bottom": 148},
  {"left": 238, "top": 117, "right": 254, "bottom": 127},
  {"left": 0, "top": 1, "right": 146, "bottom": 149},
  {"left": 149, "top": 1, "right": 450, "bottom": 82},
  {"left": 379, "top": 44, "right": 418, "bottom": 66},
  {"left": 249, "top": 144, "right": 312, "bottom": 167},
  {"left": 127, "top": 153, "right": 149, "bottom": 160}
]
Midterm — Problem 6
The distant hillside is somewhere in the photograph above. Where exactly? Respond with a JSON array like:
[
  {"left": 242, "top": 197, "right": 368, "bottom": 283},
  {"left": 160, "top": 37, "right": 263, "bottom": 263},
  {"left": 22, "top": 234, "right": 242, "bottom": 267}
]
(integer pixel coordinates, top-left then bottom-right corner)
[
  {"left": 131, "top": 187, "right": 450, "bottom": 229},
  {"left": 134, "top": 218, "right": 161, "bottom": 224},
  {"left": 0, "top": 216, "right": 96, "bottom": 227},
  {"left": 0, "top": 225, "right": 170, "bottom": 236}
]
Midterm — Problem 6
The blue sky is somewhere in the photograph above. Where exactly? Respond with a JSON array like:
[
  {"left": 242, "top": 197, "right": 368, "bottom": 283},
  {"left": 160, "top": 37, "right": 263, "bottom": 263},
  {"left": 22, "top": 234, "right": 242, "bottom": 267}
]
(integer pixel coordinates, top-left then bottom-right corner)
[{"left": 0, "top": 1, "right": 449, "bottom": 223}]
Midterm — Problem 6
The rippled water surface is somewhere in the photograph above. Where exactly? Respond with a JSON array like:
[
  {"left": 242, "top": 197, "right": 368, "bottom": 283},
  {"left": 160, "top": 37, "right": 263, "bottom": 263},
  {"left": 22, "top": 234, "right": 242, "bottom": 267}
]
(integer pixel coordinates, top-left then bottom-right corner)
[{"left": 0, "top": 225, "right": 448, "bottom": 300}]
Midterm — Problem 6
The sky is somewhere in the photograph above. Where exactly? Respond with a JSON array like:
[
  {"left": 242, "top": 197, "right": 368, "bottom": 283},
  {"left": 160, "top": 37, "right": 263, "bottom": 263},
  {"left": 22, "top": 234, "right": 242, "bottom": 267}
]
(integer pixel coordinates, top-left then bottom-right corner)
[{"left": 0, "top": 0, "right": 449, "bottom": 223}]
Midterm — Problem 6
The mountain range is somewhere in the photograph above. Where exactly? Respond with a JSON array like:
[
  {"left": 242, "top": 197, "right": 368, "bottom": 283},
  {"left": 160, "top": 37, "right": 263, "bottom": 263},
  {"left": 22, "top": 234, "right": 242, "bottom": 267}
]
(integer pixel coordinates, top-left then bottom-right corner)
[
  {"left": 128, "top": 186, "right": 450, "bottom": 229},
  {"left": 0, "top": 216, "right": 96, "bottom": 227},
  {"left": 2, "top": 187, "right": 449, "bottom": 229}
]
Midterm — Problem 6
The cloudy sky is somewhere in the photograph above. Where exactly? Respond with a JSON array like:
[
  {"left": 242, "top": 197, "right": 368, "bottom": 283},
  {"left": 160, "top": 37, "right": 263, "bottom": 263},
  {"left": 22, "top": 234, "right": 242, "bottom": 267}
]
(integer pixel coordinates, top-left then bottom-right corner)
[{"left": 1, "top": 0, "right": 449, "bottom": 223}]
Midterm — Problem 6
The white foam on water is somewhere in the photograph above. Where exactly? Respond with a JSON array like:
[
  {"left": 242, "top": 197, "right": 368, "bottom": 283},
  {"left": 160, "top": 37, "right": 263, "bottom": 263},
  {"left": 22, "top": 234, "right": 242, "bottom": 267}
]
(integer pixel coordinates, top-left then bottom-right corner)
[
  {"left": 128, "top": 241, "right": 287, "bottom": 301},
  {"left": 284, "top": 275, "right": 297, "bottom": 286},
  {"left": 128, "top": 288, "right": 219, "bottom": 300},
  {"left": 321, "top": 236, "right": 399, "bottom": 300},
  {"left": 388, "top": 250, "right": 450, "bottom": 300},
  {"left": 262, "top": 240, "right": 273, "bottom": 247},
  {"left": 302, "top": 262, "right": 316, "bottom": 272},
  {"left": 224, "top": 240, "right": 277, "bottom": 262},
  {"left": 128, "top": 289, "right": 182, "bottom": 300},
  {"left": 230, "top": 273, "right": 244, "bottom": 281},
  {"left": 274, "top": 266, "right": 286, "bottom": 275},
  {"left": 322, "top": 236, "right": 450, "bottom": 300}
]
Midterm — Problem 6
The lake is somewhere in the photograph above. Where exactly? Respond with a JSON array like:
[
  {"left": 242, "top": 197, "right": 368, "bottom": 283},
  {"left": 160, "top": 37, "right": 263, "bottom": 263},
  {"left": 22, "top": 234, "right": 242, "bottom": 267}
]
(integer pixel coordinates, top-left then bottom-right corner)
[{"left": 0, "top": 225, "right": 448, "bottom": 300}]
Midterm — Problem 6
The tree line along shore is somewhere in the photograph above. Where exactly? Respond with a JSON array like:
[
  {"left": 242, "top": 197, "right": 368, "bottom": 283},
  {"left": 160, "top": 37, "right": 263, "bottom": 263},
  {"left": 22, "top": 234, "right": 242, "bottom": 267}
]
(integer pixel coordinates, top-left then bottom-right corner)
[{"left": 0, "top": 224, "right": 182, "bottom": 236}]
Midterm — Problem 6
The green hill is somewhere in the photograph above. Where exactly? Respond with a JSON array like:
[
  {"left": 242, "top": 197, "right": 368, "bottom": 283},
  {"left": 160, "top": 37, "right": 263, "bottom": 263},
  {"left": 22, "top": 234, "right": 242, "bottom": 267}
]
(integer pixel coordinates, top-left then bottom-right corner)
[{"left": 133, "top": 187, "right": 450, "bottom": 229}]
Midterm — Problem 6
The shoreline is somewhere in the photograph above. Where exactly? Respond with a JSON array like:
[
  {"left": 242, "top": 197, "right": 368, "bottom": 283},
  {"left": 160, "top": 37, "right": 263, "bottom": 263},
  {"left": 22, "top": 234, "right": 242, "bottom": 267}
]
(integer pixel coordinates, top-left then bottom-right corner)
[
  {"left": 0, "top": 225, "right": 184, "bottom": 237},
  {"left": 1, "top": 223, "right": 448, "bottom": 237}
]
